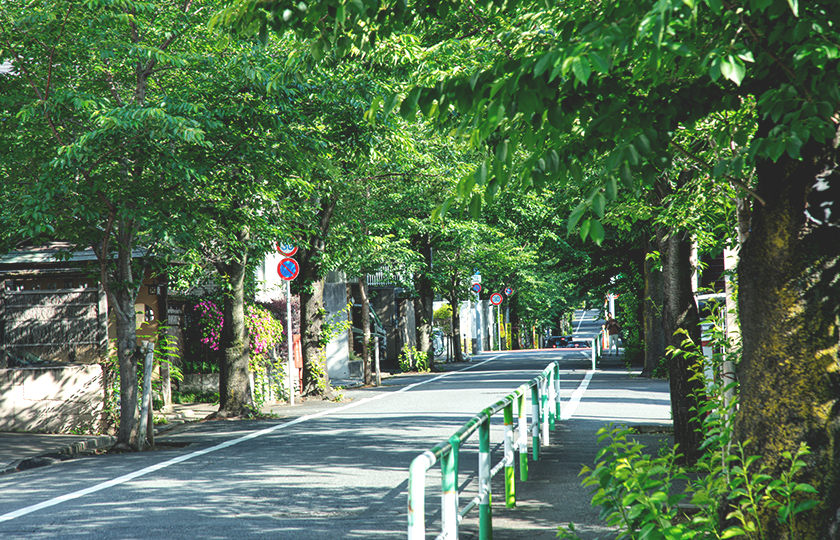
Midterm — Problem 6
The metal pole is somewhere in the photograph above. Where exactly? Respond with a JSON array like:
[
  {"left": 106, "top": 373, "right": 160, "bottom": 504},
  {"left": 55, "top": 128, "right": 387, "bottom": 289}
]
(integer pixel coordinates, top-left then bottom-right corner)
[
  {"left": 591, "top": 338, "right": 596, "bottom": 370},
  {"left": 478, "top": 420, "right": 493, "bottom": 539},
  {"left": 547, "top": 371, "right": 556, "bottom": 431},
  {"left": 408, "top": 452, "right": 435, "bottom": 539},
  {"left": 374, "top": 335, "right": 381, "bottom": 386},
  {"left": 541, "top": 378, "right": 550, "bottom": 443},
  {"left": 138, "top": 342, "right": 155, "bottom": 450},
  {"left": 553, "top": 362, "right": 562, "bottom": 429},
  {"left": 503, "top": 403, "right": 516, "bottom": 508},
  {"left": 531, "top": 384, "right": 540, "bottom": 461},
  {"left": 287, "top": 280, "right": 294, "bottom": 406},
  {"left": 441, "top": 436, "right": 460, "bottom": 538},
  {"left": 517, "top": 392, "right": 528, "bottom": 481}
]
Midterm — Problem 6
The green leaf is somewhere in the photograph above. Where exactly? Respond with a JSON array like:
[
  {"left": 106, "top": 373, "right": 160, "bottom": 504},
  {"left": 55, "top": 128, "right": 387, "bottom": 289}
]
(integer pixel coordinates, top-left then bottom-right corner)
[
  {"left": 593, "top": 192, "right": 606, "bottom": 217},
  {"left": 720, "top": 55, "right": 746, "bottom": 85},
  {"left": 495, "top": 140, "right": 509, "bottom": 162},
  {"left": 787, "top": 0, "right": 798, "bottom": 16},
  {"left": 589, "top": 219, "right": 605, "bottom": 245},
  {"left": 605, "top": 176, "right": 618, "bottom": 200},
  {"left": 572, "top": 56, "right": 591, "bottom": 85},
  {"left": 475, "top": 160, "right": 489, "bottom": 185},
  {"left": 579, "top": 218, "right": 591, "bottom": 241},
  {"left": 567, "top": 203, "right": 586, "bottom": 235},
  {"left": 469, "top": 193, "right": 482, "bottom": 217},
  {"left": 721, "top": 527, "right": 746, "bottom": 539},
  {"left": 588, "top": 51, "right": 610, "bottom": 74}
]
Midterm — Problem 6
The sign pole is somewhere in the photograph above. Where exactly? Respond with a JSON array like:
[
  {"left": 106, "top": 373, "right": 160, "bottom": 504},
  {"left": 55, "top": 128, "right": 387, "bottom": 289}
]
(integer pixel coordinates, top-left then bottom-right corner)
[{"left": 287, "top": 279, "right": 294, "bottom": 406}]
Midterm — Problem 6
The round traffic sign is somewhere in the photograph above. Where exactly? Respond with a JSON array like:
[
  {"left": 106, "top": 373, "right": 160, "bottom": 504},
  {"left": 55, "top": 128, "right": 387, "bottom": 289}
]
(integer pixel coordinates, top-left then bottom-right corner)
[
  {"left": 276, "top": 241, "right": 298, "bottom": 256},
  {"left": 504, "top": 287, "right": 513, "bottom": 296},
  {"left": 277, "top": 257, "right": 300, "bottom": 281},
  {"left": 470, "top": 283, "right": 481, "bottom": 293},
  {"left": 490, "top": 292, "right": 503, "bottom": 306}
]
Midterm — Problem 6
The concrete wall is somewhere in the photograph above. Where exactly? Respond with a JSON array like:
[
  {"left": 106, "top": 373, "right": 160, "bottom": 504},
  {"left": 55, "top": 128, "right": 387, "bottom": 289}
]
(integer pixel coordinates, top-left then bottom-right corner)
[
  {"left": 324, "top": 271, "right": 350, "bottom": 381},
  {"left": 0, "top": 365, "right": 104, "bottom": 433}
]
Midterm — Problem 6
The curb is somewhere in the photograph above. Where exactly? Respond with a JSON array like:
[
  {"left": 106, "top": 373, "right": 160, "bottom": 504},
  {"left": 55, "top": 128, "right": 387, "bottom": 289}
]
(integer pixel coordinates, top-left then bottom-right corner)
[{"left": 0, "top": 435, "right": 116, "bottom": 476}]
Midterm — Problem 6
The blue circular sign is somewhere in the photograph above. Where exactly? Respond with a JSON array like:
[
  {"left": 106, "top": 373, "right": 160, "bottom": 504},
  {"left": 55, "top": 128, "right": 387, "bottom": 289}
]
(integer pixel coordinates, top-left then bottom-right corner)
[
  {"left": 277, "top": 257, "right": 300, "bottom": 281},
  {"left": 490, "top": 293, "right": 503, "bottom": 306},
  {"left": 471, "top": 283, "right": 481, "bottom": 293},
  {"left": 504, "top": 287, "right": 513, "bottom": 296}
]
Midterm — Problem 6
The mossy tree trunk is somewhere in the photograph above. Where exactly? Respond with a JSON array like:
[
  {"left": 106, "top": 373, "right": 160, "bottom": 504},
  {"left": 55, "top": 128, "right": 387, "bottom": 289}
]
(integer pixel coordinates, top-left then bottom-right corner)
[{"left": 736, "top": 144, "right": 840, "bottom": 538}]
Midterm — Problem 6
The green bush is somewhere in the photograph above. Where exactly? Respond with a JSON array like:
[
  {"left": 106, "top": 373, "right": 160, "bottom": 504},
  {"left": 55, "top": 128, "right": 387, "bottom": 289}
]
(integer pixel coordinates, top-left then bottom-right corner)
[{"left": 398, "top": 345, "right": 430, "bottom": 373}]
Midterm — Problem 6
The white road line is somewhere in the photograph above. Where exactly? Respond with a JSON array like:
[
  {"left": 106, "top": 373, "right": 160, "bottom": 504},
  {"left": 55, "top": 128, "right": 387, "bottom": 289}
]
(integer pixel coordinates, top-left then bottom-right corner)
[
  {"left": 0, "top": 354, "right": 503, "bottom": 523},
  {"left": 560, "top": 370, "right": 594, "bottom": 420}
]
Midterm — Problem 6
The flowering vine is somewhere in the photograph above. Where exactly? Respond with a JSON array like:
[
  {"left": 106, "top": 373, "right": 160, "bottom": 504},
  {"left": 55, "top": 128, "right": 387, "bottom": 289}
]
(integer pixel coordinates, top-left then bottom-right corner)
[{"left": 195, "top": 300, "right": 223, "bottom": 350}]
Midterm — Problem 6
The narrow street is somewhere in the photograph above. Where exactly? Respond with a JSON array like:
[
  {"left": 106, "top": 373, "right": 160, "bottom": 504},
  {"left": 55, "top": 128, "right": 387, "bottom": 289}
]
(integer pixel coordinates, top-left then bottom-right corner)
[{"left": 0, "top": 310, "right": 672, "bottom": 539}]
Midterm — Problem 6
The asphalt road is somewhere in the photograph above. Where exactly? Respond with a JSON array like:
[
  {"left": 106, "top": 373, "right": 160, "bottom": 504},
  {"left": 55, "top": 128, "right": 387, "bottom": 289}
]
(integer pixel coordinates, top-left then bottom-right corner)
[{"left": 0, "top": 308, "right": 645, "bottom": 539}]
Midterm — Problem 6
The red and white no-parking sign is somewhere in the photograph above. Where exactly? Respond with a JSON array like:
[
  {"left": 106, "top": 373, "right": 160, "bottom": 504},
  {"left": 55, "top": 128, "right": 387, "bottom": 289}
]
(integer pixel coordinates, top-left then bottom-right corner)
[{"left": 277, "top": 257, "right": 300, "bottom": 281}]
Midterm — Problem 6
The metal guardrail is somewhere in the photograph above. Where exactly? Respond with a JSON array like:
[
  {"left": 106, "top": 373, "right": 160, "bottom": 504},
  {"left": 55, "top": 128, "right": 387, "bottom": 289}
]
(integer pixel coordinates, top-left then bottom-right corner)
[{"left": 407, "top": 361, "right": 563, "bottom": 539}]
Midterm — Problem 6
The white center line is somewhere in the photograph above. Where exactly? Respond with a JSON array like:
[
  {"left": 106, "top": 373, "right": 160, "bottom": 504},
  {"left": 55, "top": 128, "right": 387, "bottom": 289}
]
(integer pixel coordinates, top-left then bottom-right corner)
[{"left": 560, "top": 370, "right": 594, "bottom": 420}]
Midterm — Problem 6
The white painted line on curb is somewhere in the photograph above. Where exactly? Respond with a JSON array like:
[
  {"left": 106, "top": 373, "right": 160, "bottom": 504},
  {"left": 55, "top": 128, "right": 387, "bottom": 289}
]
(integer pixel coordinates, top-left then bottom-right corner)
[
  {"left": 560, "top": 370, "right": 594, "bottom": 420},
  {"left": 0, "top": 354, "right": 504, "bottom": 523}
]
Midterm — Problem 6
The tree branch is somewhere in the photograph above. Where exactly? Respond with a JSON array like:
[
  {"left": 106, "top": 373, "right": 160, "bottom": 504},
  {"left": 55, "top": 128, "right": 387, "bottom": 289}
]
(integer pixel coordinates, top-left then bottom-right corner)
[{"left": 670, "top": 140, "right": 766, "bottom": 206}]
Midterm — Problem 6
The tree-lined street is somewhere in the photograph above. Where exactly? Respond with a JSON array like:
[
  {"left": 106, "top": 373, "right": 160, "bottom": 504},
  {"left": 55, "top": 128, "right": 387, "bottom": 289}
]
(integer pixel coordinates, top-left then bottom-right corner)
[{"left": 0, "top": 312, "right": 672, "bottom": 539}]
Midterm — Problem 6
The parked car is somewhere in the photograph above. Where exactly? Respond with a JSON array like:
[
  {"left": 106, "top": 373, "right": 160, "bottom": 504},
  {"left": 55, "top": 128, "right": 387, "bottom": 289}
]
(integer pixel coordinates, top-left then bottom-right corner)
[{"left": 547, "top": 335, "right": 572, "bottom": 348}]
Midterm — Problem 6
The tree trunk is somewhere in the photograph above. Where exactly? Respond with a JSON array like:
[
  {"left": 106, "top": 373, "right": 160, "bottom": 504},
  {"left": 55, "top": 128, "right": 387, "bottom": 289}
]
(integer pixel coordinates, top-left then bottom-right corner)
[
  {"left": 414, "top": 237, "right": 434, "bottom": 363},
  {"left": 107, "top": 225, "right": 143, "bottom": 450},
  {"left": 216, "top": 240, "right": 252, "bottom": 417},
  {"left": 736, "top": 149, "right": 840, "bottom": 538},
  {"left": 661, "top": 228, "right": 704, "bottom": 464},
  {"left": 300, "top": 278, "right": 332, "bottom": 397},
  {"left": 642, "top": 228, "right": 666, "bottom": 377},
  {"left": 359, "top": 276, "right": 371, "bottom": 385},
  {"left": 450, "top": 294, "right": 464, "bottom": 362}
]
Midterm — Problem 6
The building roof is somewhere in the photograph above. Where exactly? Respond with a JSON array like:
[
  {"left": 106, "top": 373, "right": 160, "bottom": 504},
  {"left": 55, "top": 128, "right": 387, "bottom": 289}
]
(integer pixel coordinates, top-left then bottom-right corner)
[{"left": 0, "top": 243, "right": 148, "bottom": 266}]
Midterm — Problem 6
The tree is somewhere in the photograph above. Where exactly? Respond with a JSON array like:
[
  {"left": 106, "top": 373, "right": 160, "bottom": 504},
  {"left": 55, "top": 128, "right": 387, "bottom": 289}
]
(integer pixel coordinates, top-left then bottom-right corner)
[
  {"left": 223, "top": 0, "right": 840, "bottom": 533},
  {"left": 0, "top": 0, "right": 217, "bottom": 449}
]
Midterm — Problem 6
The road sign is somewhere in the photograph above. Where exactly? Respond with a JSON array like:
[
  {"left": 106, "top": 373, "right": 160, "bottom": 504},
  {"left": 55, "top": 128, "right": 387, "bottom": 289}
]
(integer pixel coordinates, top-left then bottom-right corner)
[
  {"left": 276, "top": 241, "right": 298, "bottom": 256},
  {"left": 490, "top": 292, "right": 503, "bottom": 305},
  {"left": 504, "top": 287, "right": 513, "bottom": 296},
  {"left": 277, "top": 257, "right": 300, "bottom": 281},
  {"left": 471, "top": 283, "right": 482, "bottom": 293}
]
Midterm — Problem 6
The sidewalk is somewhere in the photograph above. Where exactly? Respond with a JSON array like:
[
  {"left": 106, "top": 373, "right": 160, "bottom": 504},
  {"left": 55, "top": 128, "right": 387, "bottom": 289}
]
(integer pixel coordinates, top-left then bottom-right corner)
[{"left": 458, "top": 354, "right": 673, "bottom": 539}]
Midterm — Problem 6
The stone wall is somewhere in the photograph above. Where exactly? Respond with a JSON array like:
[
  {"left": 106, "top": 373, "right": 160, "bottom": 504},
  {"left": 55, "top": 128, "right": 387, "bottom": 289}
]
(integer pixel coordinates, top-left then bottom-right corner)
[
  {"left": 179, "top": 373, "right": 219, "bottom": 394},
  {"left": 0, "top": 364, "right": 104, "bottom": 433}
]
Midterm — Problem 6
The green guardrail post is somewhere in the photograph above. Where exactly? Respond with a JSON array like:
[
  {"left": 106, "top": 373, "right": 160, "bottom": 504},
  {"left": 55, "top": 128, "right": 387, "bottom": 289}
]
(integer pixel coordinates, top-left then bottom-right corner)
[
  {"left": 531, "top": 384, "right": 540, "bottom": 461},
  {"left": 503, "top": 403, "right": 515, "bottom": 508},
  {"left": 517, "top": 391, "right": 528, "bottom": 481},
  {"left": 478, "top": 420, "right": 493, "bottom": 540},
  {"left": 441, "top": 436, "right": 460, "bottom": 538}
]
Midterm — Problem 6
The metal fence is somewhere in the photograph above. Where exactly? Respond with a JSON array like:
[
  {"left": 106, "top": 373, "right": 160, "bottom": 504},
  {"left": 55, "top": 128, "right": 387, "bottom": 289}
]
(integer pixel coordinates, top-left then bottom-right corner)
[{"left": 407, "top": 361, "right": 563, "bottom": 539}]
